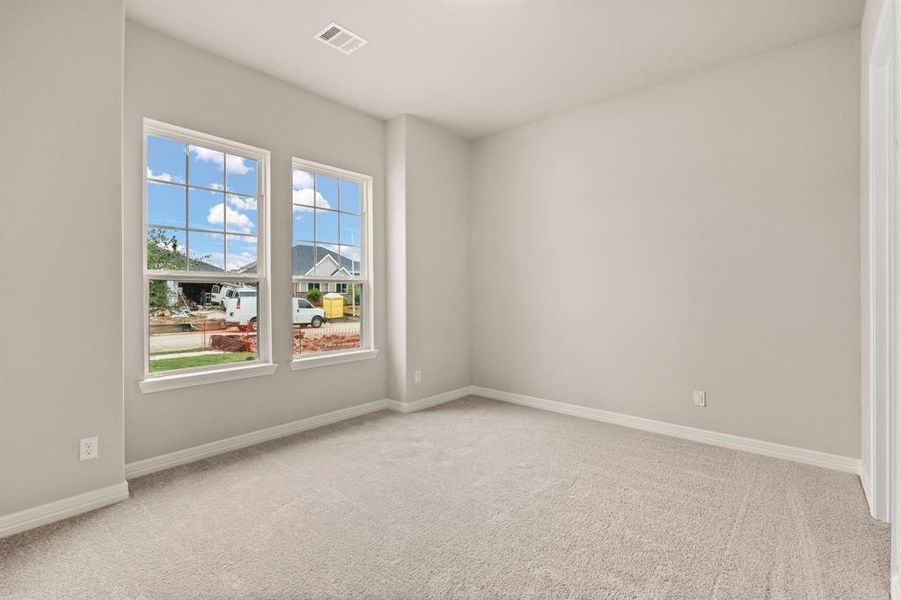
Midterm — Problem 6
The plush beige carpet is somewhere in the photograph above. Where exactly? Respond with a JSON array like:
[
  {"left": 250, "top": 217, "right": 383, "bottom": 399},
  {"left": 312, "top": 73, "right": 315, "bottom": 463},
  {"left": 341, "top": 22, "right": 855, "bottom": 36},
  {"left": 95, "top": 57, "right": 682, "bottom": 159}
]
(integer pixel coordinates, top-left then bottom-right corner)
[{"left": 0, "top": 396, "right": 890, "bottom": 599}]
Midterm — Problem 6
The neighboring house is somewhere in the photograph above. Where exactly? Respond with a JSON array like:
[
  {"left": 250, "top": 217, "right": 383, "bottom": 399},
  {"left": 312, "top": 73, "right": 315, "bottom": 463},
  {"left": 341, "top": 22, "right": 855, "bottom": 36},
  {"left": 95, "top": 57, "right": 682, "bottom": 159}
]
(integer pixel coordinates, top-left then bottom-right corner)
[
  {"left": 289, "top": 244, "right": 359, "bottom": 295},
  {"left": 238, "top": 243, "right": 357, "bottom": 297}
]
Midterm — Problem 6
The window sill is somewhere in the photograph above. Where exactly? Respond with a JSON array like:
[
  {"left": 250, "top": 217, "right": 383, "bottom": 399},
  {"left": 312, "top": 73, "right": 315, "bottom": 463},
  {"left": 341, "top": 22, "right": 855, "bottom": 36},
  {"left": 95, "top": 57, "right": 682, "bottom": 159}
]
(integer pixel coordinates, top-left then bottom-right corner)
[
  {"left": 139, "top": 362, "right": 279, "bottom": 394},
  {"left": 290, "top": 349, "right": 379, "bottom": 371}
]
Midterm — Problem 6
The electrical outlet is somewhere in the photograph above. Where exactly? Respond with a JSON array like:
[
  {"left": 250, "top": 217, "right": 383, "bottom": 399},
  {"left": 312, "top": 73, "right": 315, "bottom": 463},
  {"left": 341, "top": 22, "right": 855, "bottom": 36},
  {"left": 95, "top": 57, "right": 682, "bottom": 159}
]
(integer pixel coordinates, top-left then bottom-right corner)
[
  {"left": 414, "top": 370, "right": 422, "bottom": 383},
  {"left": 80, "top": 436, "right": 99, "bottom": 461},
  {"left": 693, "top": 391, "right": 707, "bottom": 407}
]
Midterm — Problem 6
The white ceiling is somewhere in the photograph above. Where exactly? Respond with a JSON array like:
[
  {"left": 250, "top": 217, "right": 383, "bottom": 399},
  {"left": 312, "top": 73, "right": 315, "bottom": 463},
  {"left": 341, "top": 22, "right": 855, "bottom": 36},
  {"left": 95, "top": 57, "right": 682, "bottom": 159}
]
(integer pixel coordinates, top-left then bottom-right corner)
[{"left": 125, "top": 0, "right": 863, "bottom": 140}]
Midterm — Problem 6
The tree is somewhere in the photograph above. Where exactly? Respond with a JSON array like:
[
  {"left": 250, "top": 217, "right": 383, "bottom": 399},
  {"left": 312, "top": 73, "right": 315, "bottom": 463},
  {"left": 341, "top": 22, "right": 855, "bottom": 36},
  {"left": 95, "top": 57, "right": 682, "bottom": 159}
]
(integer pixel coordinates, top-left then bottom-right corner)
[
  {"left": 146, "top": 228, "right": 210, "bottom": 309},
  {"left": 306, "top": 286, "right": 322, "bottom": 303}
]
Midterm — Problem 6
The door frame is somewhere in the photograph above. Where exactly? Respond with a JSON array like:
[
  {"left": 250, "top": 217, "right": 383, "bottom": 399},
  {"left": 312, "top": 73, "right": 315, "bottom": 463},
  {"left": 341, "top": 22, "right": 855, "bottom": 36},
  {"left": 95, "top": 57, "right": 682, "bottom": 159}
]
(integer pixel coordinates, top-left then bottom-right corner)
[
  {"left": 869, "top": 1, "right": 901, "bottom": 597},
  {"left": 869, "top": 0, "right": 898, "bottom": 526}
]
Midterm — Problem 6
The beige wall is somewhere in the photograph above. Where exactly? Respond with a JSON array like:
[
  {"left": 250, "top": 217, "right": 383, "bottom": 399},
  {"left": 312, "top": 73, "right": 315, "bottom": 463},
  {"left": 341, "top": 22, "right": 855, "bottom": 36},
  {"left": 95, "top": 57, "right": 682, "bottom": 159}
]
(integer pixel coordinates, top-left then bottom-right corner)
[
  {"left": 124, "top": 23, "right": 386, "bottom": 463},
  {"left": 0, "top": 1, "right": 125, "bottom": 515},
  {"left": 386, "top": 116, "right": 472, "bottom": 403},
  {"left": 405, "top": 116, "right": 472, "bottom": 401},
  {"left": 471, "top": 29, "right": 862, "bottom": 457},
  {"left": 0, "top": 7, "right": 867, "bottom": 524}
]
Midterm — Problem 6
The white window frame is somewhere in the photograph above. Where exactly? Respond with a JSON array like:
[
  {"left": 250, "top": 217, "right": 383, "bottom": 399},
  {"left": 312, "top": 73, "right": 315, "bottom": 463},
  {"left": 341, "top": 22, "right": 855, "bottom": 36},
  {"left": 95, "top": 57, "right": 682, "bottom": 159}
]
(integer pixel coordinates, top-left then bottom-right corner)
[
  {"left": 291, "top": 157, "right": 375, "bottom": 370},
  {"left": 139, "top": 119, "right": 275, "bottom": 393}
]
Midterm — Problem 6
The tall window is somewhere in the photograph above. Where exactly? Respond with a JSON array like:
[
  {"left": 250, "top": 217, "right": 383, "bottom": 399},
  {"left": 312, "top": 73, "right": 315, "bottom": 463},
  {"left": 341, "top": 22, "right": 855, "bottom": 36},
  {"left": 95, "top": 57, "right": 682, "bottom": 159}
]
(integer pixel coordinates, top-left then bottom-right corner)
[
  {"left": 292, "top": 158, "right": 371, "bottom": 359},
  {"left": 144, "top": 120, "right": 270, "bottom": 375}
]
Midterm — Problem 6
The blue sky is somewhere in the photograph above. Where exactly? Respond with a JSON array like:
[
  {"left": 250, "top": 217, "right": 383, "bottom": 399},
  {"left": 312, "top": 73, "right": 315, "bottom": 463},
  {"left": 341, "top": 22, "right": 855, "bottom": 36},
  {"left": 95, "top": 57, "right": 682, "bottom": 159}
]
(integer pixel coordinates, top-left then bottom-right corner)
[
  {"left": 292, "top": 170, "right": 362, "bottom": 269},
  {"left": 147, "top": 135, "right": 258, "bottom": 271},
  {"left": 146, "top": 135, "right": 362, "bottom": 273}
]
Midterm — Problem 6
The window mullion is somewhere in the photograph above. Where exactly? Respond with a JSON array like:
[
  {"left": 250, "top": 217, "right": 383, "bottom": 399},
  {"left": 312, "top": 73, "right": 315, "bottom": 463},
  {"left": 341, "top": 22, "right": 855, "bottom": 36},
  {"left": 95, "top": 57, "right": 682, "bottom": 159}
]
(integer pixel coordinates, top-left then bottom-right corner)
[
  {"left": 184, "top": 143, "right": 190, "bottom": 269},
  {"left": 313, "top": 175, "right": 318, "bottom": 267}
]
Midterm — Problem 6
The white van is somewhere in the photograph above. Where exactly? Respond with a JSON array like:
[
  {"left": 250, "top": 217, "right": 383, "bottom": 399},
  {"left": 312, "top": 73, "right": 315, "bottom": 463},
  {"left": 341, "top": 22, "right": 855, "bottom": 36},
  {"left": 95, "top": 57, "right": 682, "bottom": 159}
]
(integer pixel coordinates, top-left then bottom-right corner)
[
  {"left": 209, "top": 283, "right": 238, "bottom": 306},
  {"left": 293, "top": 297, "right": 326, "bottom": 328},
  {"left": 224, "top": 288, "right": 325, "bottom": 330}
]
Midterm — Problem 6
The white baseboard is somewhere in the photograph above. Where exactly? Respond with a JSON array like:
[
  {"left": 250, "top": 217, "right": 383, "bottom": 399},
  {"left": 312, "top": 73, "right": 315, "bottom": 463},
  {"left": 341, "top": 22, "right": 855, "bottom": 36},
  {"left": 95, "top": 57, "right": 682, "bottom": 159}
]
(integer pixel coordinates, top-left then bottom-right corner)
[
  {"left": 6, "top": 386, "right": 864, "bottom": 538},
  {"left": 126, "top": 387, "right": 473, "bottom": 480},
  {"left": 859, "top": 466, "right": 875, "bottom": 516},
  {"left": 470, "top": 386, "right": 861, "bottom": 474},
  {"left": 0, "top": 481, "right": 129, "bottom": 539},
  {"left": 386, "top": 386, "right": 473, "bottom": 414},
  {"left": 125, "top": 399, "right": 389, "bottom": 479},
  {"left": 7, "top": 385, "right": 863, "bottom": 539}
]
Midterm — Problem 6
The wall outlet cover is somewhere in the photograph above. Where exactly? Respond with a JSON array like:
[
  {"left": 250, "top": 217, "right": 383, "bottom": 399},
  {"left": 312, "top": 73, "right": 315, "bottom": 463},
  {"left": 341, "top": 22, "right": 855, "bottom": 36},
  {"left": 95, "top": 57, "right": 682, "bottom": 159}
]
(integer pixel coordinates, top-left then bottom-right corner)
[
  {"left": 693, "top": 391, "right": 707, "bottom": 407},
  {"left": 80, "top": 436, "right": 99, "bottom": 461}
]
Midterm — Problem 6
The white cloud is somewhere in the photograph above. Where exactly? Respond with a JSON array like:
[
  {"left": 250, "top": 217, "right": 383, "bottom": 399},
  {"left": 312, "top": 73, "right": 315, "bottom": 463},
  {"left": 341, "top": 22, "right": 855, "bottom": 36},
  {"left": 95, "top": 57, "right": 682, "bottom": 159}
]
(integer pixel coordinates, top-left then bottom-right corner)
[
  {"left": 190, "top": 146, "right": 253, "bottom": 174},
  {"left": 292, "top": 188, "right": 330, "bottom": 212},
  {"left": 293, "top": 170, "right": 314, "bottom": 190},
  {"left": 226, "top": 251, "right": 256, "bottom": 271},
  {"left": 342, "top": 246, "right": 362, "bottom": 262},
  {"left": 190, "top": 146, "right": 222, "bottom": 164},
  {"left": 323, "top": 243, "right": 361, "bottom": 263},
  {"left": 147, "top": 167, "right": 183, "bottom": 183},
  {"left": 228, "top": 194, "right": 257, "bottom": 211},
  {"left": 226, "top": 154, "right": 251, "bottom": 175},
  {"left": 207, "top": 203, "right": 254, "bottom": 234},
  {"left": 189, "top": 248, "right": 224, "bottom": 269}
]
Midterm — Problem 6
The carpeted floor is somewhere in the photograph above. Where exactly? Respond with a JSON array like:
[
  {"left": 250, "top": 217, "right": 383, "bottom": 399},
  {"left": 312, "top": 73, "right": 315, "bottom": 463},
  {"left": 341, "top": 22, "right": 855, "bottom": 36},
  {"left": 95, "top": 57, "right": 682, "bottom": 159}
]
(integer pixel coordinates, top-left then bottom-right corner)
[{"left": 0, "top": 396, "right": 890, "bottom": 599}]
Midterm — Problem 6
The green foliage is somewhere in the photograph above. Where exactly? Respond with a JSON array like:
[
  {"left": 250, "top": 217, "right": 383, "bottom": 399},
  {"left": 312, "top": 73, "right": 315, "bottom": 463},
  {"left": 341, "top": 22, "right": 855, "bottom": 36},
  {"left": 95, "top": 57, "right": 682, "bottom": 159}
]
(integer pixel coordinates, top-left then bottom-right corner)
[
  {"left": 147, "top": 229, "right": 185, "bottom": 308},
  {"left": 146, "top": 228, "right": 211, "bottom": 309},
  {"left": 306, "top": 287, "right": 322, "bottom": 302},
  {"left": 149, "top": 352, "right": 255, "bottom": 373},
  {"left": 147, "top": 228, "right": 186, "bottom": 270}
]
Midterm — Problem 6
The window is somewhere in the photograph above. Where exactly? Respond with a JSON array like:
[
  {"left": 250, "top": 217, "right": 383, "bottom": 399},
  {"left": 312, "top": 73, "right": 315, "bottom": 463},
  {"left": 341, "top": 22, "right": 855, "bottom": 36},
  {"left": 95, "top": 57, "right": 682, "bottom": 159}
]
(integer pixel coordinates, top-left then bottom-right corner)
[
  {"left": 292, "top": 158, "right": 371, "bottom": 360},
  {"left": 144, "top": 120, "right": 270, "bottom": 378}
]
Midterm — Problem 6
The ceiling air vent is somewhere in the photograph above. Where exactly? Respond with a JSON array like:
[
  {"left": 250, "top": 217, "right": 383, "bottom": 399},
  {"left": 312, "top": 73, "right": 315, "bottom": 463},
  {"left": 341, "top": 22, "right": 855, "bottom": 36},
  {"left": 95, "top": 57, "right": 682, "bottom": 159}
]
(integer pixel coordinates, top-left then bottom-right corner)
[{"left": 315, "top": 22, "right": 368, "bottom": 55}]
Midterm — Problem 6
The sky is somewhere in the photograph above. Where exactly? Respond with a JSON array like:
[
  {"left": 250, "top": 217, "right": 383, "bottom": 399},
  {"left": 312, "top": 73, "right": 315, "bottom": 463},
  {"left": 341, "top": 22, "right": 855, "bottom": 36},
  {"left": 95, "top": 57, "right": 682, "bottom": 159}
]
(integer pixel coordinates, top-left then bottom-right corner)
[
  {"left": 292, "top": 169, "right": 362, "bottom": 273},
  {"left": 147, "top": 134, "right": 363, "bottom": 274}
]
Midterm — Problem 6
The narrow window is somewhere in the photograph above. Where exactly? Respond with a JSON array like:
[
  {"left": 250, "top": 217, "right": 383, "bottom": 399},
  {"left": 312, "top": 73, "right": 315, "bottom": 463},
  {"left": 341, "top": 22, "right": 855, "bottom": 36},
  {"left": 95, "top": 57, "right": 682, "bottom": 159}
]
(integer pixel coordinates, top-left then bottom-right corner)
[
  {"left": 144, "top": 120, "right": 270, "bottom": 375},
  {"left": 292, "top": 159, "right": 371, "bottom": 358}
]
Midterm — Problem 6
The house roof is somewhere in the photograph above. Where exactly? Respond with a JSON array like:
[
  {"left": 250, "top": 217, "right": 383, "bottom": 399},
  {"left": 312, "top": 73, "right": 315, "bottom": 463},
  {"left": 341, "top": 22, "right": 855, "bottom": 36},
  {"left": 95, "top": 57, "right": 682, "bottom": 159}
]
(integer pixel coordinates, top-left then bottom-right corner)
[{"left": 238, "top": 243, "right": 356, "bottom": 276}]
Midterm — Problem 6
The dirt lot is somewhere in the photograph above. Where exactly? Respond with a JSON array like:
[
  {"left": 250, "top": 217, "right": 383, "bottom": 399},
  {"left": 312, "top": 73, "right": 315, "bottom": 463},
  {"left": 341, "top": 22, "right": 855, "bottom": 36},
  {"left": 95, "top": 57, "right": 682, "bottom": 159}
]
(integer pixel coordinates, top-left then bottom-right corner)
[
  {"left": 225, "top": 329, "right": 359, "bottom": 355},
  {"left": 149, "top": 320, "right": 361, "bottom": 354},
  {"left": 293, "top": 331, "right": 361, "bottom": 354}
]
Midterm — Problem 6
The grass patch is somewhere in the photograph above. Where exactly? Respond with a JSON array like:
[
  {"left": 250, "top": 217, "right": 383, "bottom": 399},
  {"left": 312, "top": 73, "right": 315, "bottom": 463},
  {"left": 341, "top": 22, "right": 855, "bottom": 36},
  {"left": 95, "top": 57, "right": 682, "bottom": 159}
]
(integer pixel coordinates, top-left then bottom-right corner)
[{"left": 149, "top": 352, "right": 256, "bottom": 373}]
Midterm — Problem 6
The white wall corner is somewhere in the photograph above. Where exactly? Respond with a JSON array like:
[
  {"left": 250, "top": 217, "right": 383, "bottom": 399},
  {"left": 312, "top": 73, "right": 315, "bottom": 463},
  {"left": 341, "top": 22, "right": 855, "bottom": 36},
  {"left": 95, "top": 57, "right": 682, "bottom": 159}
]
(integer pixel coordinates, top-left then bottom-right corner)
[
  {"left": 386, "top": 386, "right": 475, "bottom": 413},
  {"left": 385, "top": 115, "right": 408, "bottom": 404}
]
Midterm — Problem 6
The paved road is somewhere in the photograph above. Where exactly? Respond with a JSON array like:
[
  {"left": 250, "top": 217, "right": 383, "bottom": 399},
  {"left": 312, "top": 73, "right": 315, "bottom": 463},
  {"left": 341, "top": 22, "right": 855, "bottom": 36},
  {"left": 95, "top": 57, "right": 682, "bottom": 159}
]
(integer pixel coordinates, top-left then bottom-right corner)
[
  {"left": 149, "top": 322, "right": 361, "bottom": 353},
  {"left": 150, "top": 350, "right": 225, "bottom": 360}
]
